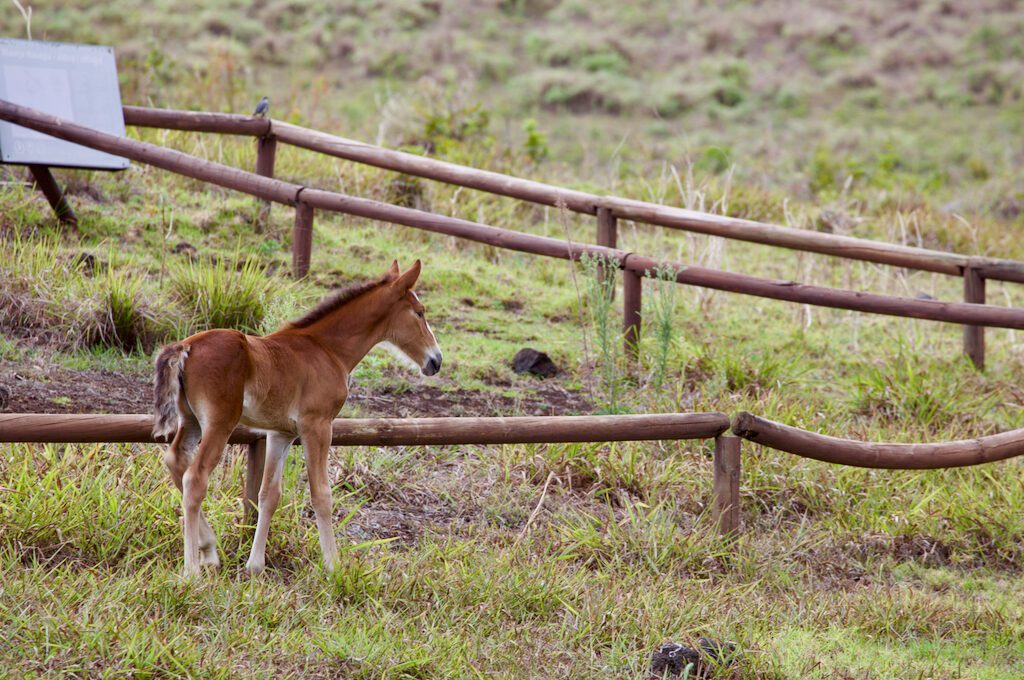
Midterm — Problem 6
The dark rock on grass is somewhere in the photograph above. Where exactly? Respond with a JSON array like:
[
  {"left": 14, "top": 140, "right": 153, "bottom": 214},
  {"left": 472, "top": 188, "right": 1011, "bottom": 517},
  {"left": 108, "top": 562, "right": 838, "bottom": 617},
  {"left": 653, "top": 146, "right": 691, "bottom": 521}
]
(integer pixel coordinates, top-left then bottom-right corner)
[
  {"left": 173, "top": 241, "right": 198, "bottom": 259},
  {"left": 650, "top": 638, "right": 737, "bottom": 678},
  {"left": 512, "top": 348, "right": 559, "bottom": 378},
  {"left": 73, "top": 252, "right": 97, "bottom": 275}
]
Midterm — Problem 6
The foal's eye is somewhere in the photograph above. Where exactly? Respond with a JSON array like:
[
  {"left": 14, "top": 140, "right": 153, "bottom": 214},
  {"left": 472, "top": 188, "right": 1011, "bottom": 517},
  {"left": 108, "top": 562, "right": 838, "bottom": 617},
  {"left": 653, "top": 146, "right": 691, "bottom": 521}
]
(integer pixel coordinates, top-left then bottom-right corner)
[{"left": 416, "top": 310, "right": 425, "bottom": 319}]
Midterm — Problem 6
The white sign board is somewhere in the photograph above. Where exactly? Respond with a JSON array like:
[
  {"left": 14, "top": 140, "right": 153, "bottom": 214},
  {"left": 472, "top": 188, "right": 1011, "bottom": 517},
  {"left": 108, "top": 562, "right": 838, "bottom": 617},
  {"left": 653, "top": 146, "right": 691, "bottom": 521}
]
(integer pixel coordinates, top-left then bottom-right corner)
[{"left": 0, "top": 39, "right": 129, "bottom": 170}]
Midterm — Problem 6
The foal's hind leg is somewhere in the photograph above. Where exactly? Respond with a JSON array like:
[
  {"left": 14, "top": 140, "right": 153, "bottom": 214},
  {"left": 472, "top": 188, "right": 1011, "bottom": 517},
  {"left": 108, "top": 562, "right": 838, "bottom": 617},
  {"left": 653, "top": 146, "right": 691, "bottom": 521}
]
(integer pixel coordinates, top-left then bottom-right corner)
[
  {"left": 163, "top": 414, "right": 217, "bottom": 566},
  {"left": 181, "top": 424, "right": 232, "bottom": 576},
  {"left": 163, "top": 414, "right": 200, "bottom": 491}
]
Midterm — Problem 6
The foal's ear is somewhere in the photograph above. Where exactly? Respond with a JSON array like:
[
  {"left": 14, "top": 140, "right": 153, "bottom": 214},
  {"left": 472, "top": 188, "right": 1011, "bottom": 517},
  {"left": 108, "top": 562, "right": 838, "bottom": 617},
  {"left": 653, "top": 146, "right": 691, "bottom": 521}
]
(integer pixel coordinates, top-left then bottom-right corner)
[
  {"left": 393, "top": 259, "right": 421, "bottom": 292},
  {"left": 385, "top": 259, "right": 401, "bottom": 281}
]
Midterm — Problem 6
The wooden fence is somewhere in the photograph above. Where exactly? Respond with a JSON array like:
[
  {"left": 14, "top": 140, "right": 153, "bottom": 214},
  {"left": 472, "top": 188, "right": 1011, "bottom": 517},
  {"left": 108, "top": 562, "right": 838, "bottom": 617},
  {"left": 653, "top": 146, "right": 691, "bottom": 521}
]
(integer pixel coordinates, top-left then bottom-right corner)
[
  {"left": 2, "top": 100, "right": 1023, "bottom": 371},
  {"left": 119, "top": 105, "right": 1024, "bottom": 370},
  {"left": 0, "top": 412, "right": 742, "bottom": 534},
  {"left": 4, "top": 102, "right": 1024, "bottom": 546},
  {"left": 5, "top": 411, "right": 1024, "bottom": 540}
]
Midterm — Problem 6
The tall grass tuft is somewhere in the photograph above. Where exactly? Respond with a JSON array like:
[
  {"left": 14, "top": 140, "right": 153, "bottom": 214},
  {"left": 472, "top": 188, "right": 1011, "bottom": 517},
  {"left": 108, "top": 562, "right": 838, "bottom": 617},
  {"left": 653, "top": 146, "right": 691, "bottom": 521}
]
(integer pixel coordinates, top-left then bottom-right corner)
[
  {"left": 851, "top": 353, "right": 999, "bottom": 434},
  {"left": 89, "top": 265, "right": 164, "bottom": 352},
  {"left": 645, "top": 264, "right": 680, "bottom": 390},
  {"left": 169, "top": 255, "right": 280, "bottom": 334},
  {"left": 579, "top": 253, "right": 624, "bottom": 413}
]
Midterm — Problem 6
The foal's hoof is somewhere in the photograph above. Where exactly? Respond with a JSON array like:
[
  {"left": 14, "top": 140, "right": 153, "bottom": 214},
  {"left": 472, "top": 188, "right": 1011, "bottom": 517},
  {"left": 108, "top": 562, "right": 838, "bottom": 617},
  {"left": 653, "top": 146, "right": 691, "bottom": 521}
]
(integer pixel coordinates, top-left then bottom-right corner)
[
  {"left": 245, "top": 560, "right": 266, "bottom": 576},
  {"left": 181, "top": 565, "right": 203, "bottom": 580},
  {"left": 199, "top": 549, "right": 221, "bottom": 568}
]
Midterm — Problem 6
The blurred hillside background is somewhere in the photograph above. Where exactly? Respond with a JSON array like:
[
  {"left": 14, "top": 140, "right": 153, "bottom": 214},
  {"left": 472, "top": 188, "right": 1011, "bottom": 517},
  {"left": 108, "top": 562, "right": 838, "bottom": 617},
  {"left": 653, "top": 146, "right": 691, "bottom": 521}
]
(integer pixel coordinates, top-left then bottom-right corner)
[{"left": 5, "top": 0, "right": 1022, "bottom": 236}]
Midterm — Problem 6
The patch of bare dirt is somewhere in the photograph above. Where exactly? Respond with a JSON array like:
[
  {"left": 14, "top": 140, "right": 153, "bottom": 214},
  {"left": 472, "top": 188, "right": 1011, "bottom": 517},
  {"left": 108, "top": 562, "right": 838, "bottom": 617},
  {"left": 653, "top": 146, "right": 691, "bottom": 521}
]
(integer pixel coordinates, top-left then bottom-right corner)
[
  {"left": 1, "top": 360, "right": 152, "bottom": 414},
  {"left": 794, "top": 532, "right": 1024, "bottom": 586},
  {"left": 0, "top": 353, "right": 591, "bottom": 417}
]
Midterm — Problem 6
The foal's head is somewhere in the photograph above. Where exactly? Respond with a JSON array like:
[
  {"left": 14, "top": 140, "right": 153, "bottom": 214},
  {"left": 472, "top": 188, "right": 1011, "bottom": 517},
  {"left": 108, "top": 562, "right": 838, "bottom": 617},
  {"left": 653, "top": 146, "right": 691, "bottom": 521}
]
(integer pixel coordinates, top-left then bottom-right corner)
[{"left": 379, "top": 260, "right": 443, "bottom": 376}]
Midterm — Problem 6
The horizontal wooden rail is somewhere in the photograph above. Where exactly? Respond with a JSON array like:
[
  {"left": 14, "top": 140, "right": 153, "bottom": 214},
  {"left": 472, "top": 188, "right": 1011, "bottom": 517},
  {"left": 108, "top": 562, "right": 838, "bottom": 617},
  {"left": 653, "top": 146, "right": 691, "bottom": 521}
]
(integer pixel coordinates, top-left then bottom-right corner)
[
  {"left": 260, "top": 117, "right": 1022, "bottom": 282},
  {"left": 0, "top": 100, "right": 300, "bottom": 205},
  {"left": 0, "top": 412, "right": 730, "bottom": 445},
  {"left": 123, "top": 105, "right": 271, "bottom": 136},
  {"left": 620, "top": 255, "right": 1024, "bottom": 329},
  {"left": 8, "top": 100, "right": 1024, "bottom": 328},
  {"left": 732, "top": 412, "right": 1024, "bottom": 469},
  {"left": 302, "top": 191, "right": 1024, "bottom": 328},
  {"left": 121, "top": 106, "right": 1024, "bottom": 283},
  {"left": 9, "top": 101, "right": 1024, "bottom": 331},
  {"left": 297, "top": 188, "right": 614, "bottom": 259}
]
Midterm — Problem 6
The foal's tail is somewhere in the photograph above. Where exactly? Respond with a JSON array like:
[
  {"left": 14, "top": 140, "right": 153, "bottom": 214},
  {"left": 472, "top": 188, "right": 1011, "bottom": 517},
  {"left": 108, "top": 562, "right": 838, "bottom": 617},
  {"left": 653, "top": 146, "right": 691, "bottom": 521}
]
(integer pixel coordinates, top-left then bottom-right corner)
[{"left": 153, "top": 342, "right": 190, "bottom": 440}]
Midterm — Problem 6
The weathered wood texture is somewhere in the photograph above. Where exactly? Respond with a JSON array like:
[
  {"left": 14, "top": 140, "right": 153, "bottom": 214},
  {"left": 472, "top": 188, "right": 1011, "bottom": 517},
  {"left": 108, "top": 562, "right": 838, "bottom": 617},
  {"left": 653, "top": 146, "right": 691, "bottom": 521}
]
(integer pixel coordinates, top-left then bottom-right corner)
[
  {"left": 0, "top": 413, "right": 731, "bottom": 445},
  {"left": 120, "top": 106, "right": 1024, "bottom": 283},
  {"left": 596, "top": 206, "right": 617, "bottom": 292},
  {"left": 255, "top": 135, "right": 277, "bottom": 179},
  {"left": 297, "top": 188, "right": 618, "bottom": 260},
  {"left": 292, "top": 201, "right": 314, "bottom": 278},
  {"left": 596, "top": 206, "right": 617, "bottom": 249},
  {"left": 261, "top": 117, "right": 1024, "bottom": 283},
  {"left": 27, "top": 164, "right": 77, "bottom": 227},
  {"left": 621, "top": 254, "right": 1024, "bottom": 330},
  {"left": 963, "top": 267, "right": 986, "bottom": 370},
  {"left": 732, "top": 412, "right": 1024, "bottom": 469},
  {"left": 9, "top": 101, "right": 1024, "bottom": 330},
  {"left": 123, "top": 106, "right": 270, "bottom": 136},
  {"left": 712, "top": 436, "right": 741, "bottom": 536},
  {"left": 271, "top": 120, "right": 601, "bottom": 214},
  {"left": 0, "top": 100, "right": 300, "bottom": 205},
  {"left": 254, "top": 134, "right": 277, "bottom": 228}
]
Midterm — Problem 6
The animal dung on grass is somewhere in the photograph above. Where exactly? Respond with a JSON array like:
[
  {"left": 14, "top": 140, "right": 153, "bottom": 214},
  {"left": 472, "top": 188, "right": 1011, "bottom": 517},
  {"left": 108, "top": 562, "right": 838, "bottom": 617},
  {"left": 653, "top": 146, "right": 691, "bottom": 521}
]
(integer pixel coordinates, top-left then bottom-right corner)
[
  {"left": 172, "top": 241, "right": 198, "bottom": 259},
  {"left": 512, "top": 347, "right": 559, "bottom": 378},
  {"left": 649, "top": 638, "right": 738, "bottom": 678}
]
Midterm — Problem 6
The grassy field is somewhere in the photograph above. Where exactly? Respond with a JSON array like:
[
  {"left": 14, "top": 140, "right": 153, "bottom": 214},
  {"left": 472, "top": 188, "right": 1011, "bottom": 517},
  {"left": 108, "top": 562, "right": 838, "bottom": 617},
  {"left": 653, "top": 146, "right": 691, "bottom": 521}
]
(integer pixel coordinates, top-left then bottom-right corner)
[{"left": 2, "top": 1, "right": 1024, "bottom": 677}]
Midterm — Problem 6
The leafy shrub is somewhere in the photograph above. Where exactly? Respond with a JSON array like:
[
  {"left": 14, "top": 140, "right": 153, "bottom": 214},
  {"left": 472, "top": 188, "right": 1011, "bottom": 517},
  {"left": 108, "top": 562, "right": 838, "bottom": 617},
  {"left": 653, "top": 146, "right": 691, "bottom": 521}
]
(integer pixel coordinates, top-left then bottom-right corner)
[
  {"left": 521, "top": 118, "right": 549, "bottom": 164},
  {"left": 521, "top": 68, "right": 643, "bottom": 114},
  {"left": 710, "top": 60, "right": 750, "bottom": 108},
  {"left": 526, "top": 30, "right": 632, "bottom": 75}
]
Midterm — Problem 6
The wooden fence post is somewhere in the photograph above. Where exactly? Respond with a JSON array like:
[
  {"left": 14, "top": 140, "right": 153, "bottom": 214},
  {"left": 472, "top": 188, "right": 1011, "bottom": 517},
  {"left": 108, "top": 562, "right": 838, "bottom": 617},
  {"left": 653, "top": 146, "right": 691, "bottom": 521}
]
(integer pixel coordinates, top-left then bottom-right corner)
[
  {"left": 963, "top": 266, "right": 986, "bottom": 370},
  {"left": 596, "top": 206, "right": 617, "bottom": 300},
  {"left": 712, "top": 435, "right": 740, "bottom": 538},
  {"left": 27, "top": 164, "right": 77, "bottom": 228},
  {"left": 596, "top": 206, "right": 617, "bottom": 249},
  {"left": 293, "top": 201, "right": 314, "bottom": 278},
  {"left": 254, "top": 135, "right": 277, "bottom": 229},
  {"left": 623, "top": 268, "right": 642, "bottom": 359},
  {"left": 245, "top": 438, "right": 266, "bottom": 526}
]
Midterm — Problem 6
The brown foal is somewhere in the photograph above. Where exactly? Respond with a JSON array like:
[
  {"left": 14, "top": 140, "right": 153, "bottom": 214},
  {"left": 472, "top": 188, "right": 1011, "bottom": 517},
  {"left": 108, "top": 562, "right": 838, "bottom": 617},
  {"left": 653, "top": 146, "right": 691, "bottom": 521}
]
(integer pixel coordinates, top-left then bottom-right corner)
[{"left": 153, "top": 260, "right": 442, "bottom": 577}]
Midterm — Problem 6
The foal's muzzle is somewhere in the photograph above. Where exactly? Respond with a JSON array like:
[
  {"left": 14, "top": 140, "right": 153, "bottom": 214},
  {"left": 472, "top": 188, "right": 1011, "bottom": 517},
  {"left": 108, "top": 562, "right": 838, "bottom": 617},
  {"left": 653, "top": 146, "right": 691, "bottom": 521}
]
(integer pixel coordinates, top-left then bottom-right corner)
[{"left": 422, "top": 349, "right": 443, "bottom": 376}]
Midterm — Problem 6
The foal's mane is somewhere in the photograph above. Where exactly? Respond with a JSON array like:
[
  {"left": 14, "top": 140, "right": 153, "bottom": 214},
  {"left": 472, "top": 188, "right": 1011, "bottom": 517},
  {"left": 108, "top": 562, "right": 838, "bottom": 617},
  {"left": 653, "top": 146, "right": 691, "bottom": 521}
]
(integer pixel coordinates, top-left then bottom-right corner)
[{"left": 285, "top": 275, "right": 389, "bottom": 329}]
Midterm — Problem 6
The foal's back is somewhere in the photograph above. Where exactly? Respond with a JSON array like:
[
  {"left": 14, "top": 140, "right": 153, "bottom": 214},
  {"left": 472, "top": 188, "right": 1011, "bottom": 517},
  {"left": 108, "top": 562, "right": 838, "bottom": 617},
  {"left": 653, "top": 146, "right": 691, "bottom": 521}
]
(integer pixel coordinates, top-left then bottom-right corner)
[{"left": 162, "top": 326, "right": 348, "bottom": 436}]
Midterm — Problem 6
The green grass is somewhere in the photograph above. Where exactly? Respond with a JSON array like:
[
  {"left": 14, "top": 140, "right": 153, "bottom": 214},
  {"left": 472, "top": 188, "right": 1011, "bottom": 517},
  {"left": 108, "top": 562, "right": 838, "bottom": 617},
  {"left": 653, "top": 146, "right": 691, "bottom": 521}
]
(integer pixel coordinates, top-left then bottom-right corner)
[
  {"left": 168, "top": 254, "right": 279, "bottom": 335},
  {"left": 2, "top": 1, "right": 1024, "bottom": 676},
  {"left": 3, "top": 439, "right": 1024, "bottom": 677}
]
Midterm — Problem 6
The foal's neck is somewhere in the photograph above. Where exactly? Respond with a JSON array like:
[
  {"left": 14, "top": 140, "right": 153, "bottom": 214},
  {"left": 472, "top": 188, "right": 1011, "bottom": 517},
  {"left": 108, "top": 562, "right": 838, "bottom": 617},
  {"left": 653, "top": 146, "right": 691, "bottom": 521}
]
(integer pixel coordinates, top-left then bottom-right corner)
[{"left": 298, "top": 290, "right": 389, "bottom": 373}]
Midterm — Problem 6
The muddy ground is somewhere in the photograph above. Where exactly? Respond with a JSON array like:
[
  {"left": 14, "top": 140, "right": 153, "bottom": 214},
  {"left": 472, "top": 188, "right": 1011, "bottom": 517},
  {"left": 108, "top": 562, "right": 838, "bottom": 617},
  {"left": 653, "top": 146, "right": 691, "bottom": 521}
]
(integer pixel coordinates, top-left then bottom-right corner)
[{"left": 0, "top": 353, "right": 591, "bottom": 417}]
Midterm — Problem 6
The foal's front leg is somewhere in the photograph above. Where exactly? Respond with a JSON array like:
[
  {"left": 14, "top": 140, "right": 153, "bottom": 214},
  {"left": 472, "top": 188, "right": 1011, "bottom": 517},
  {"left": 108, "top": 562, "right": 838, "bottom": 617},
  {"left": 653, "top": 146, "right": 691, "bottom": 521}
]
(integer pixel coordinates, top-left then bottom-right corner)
[
  {"left": 301, "top": 419, "right": 339, "bottom": 572},
  {"left": 164, "top": 415, "right": 217, "bottom": 567}
]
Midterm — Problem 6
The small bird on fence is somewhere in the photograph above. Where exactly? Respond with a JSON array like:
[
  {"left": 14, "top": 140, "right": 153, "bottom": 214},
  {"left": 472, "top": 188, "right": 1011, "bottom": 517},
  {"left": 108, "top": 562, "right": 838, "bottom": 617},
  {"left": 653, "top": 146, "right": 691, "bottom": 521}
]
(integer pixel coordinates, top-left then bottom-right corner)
[{"left": 252, "top": 96, "right": 270, "bottom": 118}]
